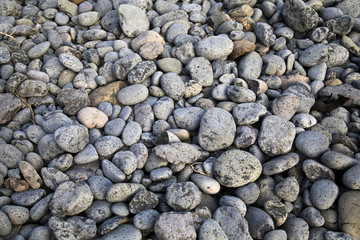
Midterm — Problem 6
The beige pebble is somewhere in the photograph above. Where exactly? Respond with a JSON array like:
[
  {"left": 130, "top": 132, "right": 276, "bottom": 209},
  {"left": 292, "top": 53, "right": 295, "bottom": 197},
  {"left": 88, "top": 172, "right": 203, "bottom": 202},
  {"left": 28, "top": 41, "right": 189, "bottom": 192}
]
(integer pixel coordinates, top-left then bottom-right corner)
[
  {"left": 19, "top": 161, "right": 43, "bottom": 189},
  {"left": 77, "top": 107, "right": 109, "bottom": 128}
]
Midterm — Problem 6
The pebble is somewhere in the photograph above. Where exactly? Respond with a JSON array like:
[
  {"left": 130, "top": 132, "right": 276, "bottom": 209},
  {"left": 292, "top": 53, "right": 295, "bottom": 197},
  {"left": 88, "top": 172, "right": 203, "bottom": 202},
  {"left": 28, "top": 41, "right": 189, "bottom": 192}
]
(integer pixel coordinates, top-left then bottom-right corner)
[
  {"left": 338, "top": 191, "right": 360, "bottom": 239},
  {"left": 310, "top": 179, "right": 339, "bottom": 210},
  {"left": 186, "top": 57, "right": 213, "bottom": 87},
  {"left": 195, "top": 36, "right": 234, "bottom": 61},
  {"left": 99, "top": 223, "right": 141, "bottom": 240},
  {"left": 258, "top": 115, "right": 296, "bottom": 156},
  {"left": 166, "top": 181, "right": 202, "bottom": 211},
  {"left": 19, "top": 161, "right": 43, "bottom": 189},
  {"left": 198, "top": 107, "right": 236, "bottom": 151},
  {"left": 282, "top": 0, "right": 319, "bottom": 32},
  {"left": 106, "top": 183, "right": 145, "bottom": 202},
  {"left": 271, "top": 93, "right": 300, "bottom": 120},
  {"left": 282, "top": 217, "right": 310, "bottom": 240},
  {"left": 302, "top": 159, "right": 335, "bottom": 182},
  {"left": 27, "top": 42, "right": 51, "bottom": 59},
  {"left": 275, "top": 176, "right": 300, "bottom": 202},
  {"left": 49, "top": 181, "right": 93, "bottom": 217},
  {"left": 262, "top": 153, "right": 299, "bottom": 176},
  {"left": 342, "top": 164, "right": 360, "bottom": 190},
  {"left": 294, "top": 131, "right": 330, "bottom": 158},
  {"left": 232, "top": 103, "right": 267, "bottom": 125},
  {"left": 299, "top": 207, "right": 325, "bottom": 227},
  {"left": 117, "top": 84, "right": 149, "bottom": 105},
  {"left": 191, "top": 173, "right": 221, "bottom": 195},
  {"left": 219, "top": 195, "right": 247, "bottom": 216},
  {"left": 133, "top": 209, "right": 160, "bottom": 230},
  {"left": 213, "top": 206, "right": 252, "bottom": 239},
  {"left": 58, "top": 53, "right": 83, "bottom": 73},
  {"left": 238, "top": 51, "right": 263, "bottom": 79},
  {"left": 214, "top": 149, "right": 262, "bottom": 187},
  {"left": 264, "top": 230, "right": 287, "bottom": 240},
  {"left": 0, "top": 210, "right": 12, "bottom": 236},
  {"left": 54, "top": 124, "right": 89, "bottom": 153},
  {"left": 198, "top": 219, "right": 228, "bottom": 240},
  {"left": 245, "top": 206, "right": 275, "bottom": 239},
  {"left": 1, "top": 205, "right": 29, "bottom": 225},
  {"left": 118, "top": 4, "right": 149, "bottom": 37},
  {"left": 154, "top": 212, "right": 196, "bottom": 240}
]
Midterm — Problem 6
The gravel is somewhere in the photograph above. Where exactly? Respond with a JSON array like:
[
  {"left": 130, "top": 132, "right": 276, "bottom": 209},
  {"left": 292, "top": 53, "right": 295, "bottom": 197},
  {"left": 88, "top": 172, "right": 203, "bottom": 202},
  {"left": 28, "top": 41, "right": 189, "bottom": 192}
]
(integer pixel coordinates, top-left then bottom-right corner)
[{"left": 0, "top": 0, "right": 359, "bottom": 239}]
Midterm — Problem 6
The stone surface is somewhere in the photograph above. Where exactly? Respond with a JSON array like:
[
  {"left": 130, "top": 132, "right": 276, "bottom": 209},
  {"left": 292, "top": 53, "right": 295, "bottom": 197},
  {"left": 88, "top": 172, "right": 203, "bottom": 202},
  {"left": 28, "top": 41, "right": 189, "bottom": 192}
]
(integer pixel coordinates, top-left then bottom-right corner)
[
  {"left": 214, "top": 149, "right": 262, "bottom": 188},
  {"left": 166, "top": 182, "right": 202, "bottom": 211},
  {"left": 0, "top": 93, "right": 22, "bottom": 125},
  {"left": 118, "top": 4, "right": 150, "bottom": 37},
  {"left": 258, "top": 115, "right": 296, "bottom": 156},
  {"left": 338, "top": 191, "right": 360, "bottom": 239},
  {"left": 77, "top": 107, "right": 109, "bottom": 129},
  {"left": 198, "top": 107, "right": 236, "bottom": 151},
  {"left": 282, "top": 0, "right": 319, "bottom": 32}
]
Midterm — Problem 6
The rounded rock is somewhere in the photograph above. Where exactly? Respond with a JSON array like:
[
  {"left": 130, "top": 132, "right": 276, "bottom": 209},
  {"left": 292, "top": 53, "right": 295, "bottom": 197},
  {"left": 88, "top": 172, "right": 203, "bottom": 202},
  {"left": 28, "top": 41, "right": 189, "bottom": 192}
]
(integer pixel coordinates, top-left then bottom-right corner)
[
  {"left": 117, "top": 84, "right": 149, "bottom": 105},
  {"left": 195, "top": 36, "right": 234, "bottom": 61},
  {"left": 310, "top": 179, "right": 339, "bottom": 210},
  {"left": 295, "top": 131, "right": 330, "bottom": 158},
  {"left": 191, "top": 174, "right": 221, "bottom": 195},
  {"left": 58, "top": 53, "right": 83, "bottom": 73},
  {"left": 54, "top": 125, "right": 89, "bottom": 153},
  {"left": 166, "top": 181, "right": 202, "bottom": 211},
  {"left": 214, "top": 149, "right": 262, "bottom": 188}
]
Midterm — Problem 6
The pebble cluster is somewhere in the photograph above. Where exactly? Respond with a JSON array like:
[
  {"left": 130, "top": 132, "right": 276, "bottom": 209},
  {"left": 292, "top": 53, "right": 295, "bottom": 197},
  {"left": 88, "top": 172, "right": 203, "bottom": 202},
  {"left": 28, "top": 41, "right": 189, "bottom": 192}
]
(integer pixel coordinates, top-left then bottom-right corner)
[{"left": 0, "top": 0, "right": 360, "bottom": 239}]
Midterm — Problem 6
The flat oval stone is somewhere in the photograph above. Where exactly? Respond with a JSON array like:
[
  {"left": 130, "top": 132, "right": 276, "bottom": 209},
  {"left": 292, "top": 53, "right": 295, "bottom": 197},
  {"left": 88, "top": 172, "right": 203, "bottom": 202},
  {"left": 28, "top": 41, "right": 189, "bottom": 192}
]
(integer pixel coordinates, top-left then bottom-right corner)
[
  {"left": 310, "top": 179, "right": 339, "bottom": 210},
  {"left": 166, "top": 181, "right": 202, "bottom": 211},
  {"left": 262, "top": 153, "right": 299, "bottom": 175},
  {"left": 118, "top": 4, "right": 150, "bottom": 37},
  {"left": 191, "top": 173, "right": 221, "bottom": 194},
  {"left": 19, "top": 161, "right": 43, "bottom": 189},
  {"left": 295, "top": 131, "right": 330, "bottom": 158},
  {"left": 0, "top": 210, "right": 12, "bottom": 236},
  {"left": 198, "top": 107, "right": 236, "bottom": 151},
  {"left": 77, "top": 107, "right": 109, "bottom": 129},
  {"left": 117, "top": 84, "right": 149, "bottom": 105},
  {"left": 28, "top": 41, "right": 50, "bottom": 59},
  {"left": 214, "top": 149, "right": 262, "bottom": 188},
  {"left": 106, "top": 183, "right": 146, "bottom": 202},
  {"left": 195, "top": 36, "right": 234, "bottom": 61},
  {"left": 232, "top": 103, "right": 267, "bottom": 125},
  {"left": 58, "top": 53, "right": 83, "bottom": 72}
]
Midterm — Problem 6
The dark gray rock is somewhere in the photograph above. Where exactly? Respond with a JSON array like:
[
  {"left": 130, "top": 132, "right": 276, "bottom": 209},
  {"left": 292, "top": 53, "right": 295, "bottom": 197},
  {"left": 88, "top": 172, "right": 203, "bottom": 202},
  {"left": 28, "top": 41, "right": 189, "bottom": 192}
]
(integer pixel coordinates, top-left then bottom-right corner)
[
  {"left": 245, "top": 206, "right": 275, "bottom": 239},
  {"left": 166, "top": 181, "right": 202, "bottom": 211}
]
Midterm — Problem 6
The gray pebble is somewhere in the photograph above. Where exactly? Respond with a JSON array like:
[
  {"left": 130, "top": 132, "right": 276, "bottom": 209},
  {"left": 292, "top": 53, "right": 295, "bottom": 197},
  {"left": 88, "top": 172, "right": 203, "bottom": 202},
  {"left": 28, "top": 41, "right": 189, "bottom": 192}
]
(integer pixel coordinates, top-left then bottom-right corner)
[
  {"left": 198, "top": 219, "right": 228, "bottom": 240},
  {"left": 310, "top": 179, "right": 339, "bottom": 210},
  {"left": 58, "top": 53, "right": 83, "bottom": 73},
  {"left": 282, "top": 0, "right": 319, "bottom": 32},
  {"left": 299, "top": 44, "right": 328, "bottom": 67},
  {"left": 235, "top": 182, "right": 260, "bottom": 204},
  {"left": 166, "top": 181, "right": 202, "bottom": 211},
  {"left": 1, "top": 205, "right": 29, "bottom": 225},
  {"left": 213, "top": 206, "right": 252, "bottom": 239},
  {"left": 282, "top": 217, "right": 310, "bottom": 240},
  {"left": 254, "top": 22, "right": 276, "bottom": 47},
  {"left": 118, "top": 4, "right": 149, "bottom": 37},
  {"left": 321, "top": 151, "right": 358, "bottom": 170},
  {"left": 78, "top": 11, "right": 100, "bottom": 27},
  {"left": 191, "top": 173, "right": 221, "bottom": 195},
  {"left": 325, "top": 231, "right": 357, "bottom": 240},
  {"left": 264, "top": 230, "right": 287, "bottom": 240},
  {"left": 275, "top": 176, "right": 300, "bottom": 202},
  {"left": 113, "top": 151, "right": 137, "bottom": 175},
  {"left": 122, "top": 121, "right": 142, "bottom": 146},
  {"left": 154, "top": 212, "right": 196, "bottom": 240},
  {"left": 86, "top": 200, "right": 112, "bottom": 223},
  {"left": 0, "top": 210, "right": 12, "bottom": 236},
  {"left": 342, "top": 163, "right": 360, "bottom": 190},
  {"left": 49, "top": 216, "right": 97, "bottom": 240},
  {"left": 195, "top": 36, "right": 233, "bottom": 61},
  {"left": 299, "top": 207, "right": 325, "bottom": 227},
  {"left": 160, "top": 72, "right": 186, "bottom": 100},
  {"left": 246, "top": 206, "right": 275, "bottom": 239},
  {"left": 150, "top": 167, "right": 173, "bottom": 182},
  {"left": 198, "top": 107, "right": 236, "bottom": 151},
  {"left": 101, "top": 159, "right": 126, "bottom": 183},
  {"left": 117, "top": 84, "right": 149, "bottom": 105},
  {"left": 173, "top": 107, "right": 204, "bottom": 131},
  {"left": 54, "top": 124, "right": 89, "bottom": 153},
  {"left": 29, "top": 193, "right": 53, "bottom": 222},
  {"left": 106, "top": 183, "right": 146, "bottom": 202},
  {"left": 219, "top": 195, "right": 246, "bottom": 216},
  {"left": 11, "top": 189, "right": 46, "bottom": 207},
  {"left": 87, "top": 175, "right": 113, "bottom": 200},
  {"left": 133, "top": 209, "right": 160, "bottom": 230},
  {"left": 28, "top": 226, "right": 51, "bottom": 240},
  {"left": 27, "top": 42, "right": 50, "bottom": 59},
  {"left": 49, "top": 181, "right": 93, "bottom": 217},
  {"left": 95, "top": 136, "right": 123, "bottom": 158},
  {"left": 302, "top": 159, "right": 335, "bottom": 182},
  {"left": 111, "top": 202, "right": 129, "bottom": 217},
  {"left": 104, "top": 118, "right": 125, "bottom": 137},
  {"left": 186, "top": 57, "right": 213, "bottom": 87},
  {"left": 99, "top": 223, "right": 142, "bottom": 240},
  {"left": 295, "top": 131, "right": 330, "bottom": 158},
  {"left": 238, "top": 51, "right": 263, "bottom": 79},
  {"left": 262, "top": 152, "right": 299, "bottom": 175},
  {"left": 129, "top": 190, "right": 158, "bottom": 214},
  {"left": 258, "top": 115, "right": 296, "bottom": 156},
  {"left": 232, "top": 103, "right": 267, "bottom": 125}
]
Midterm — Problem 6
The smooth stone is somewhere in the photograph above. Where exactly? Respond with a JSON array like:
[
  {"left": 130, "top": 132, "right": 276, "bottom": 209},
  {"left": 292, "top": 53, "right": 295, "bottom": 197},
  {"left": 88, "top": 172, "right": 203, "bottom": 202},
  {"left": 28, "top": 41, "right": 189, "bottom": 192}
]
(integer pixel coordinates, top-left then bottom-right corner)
[
  {"left": 0, "top": 93, "right": 22, "bottom": 125},
  {"left": 299, "top": 44, "right": 328, "bottom": 67},
  {"left": 238, "top": 51, "right": 263, "bottom": 79},
  {"left": 214, "top": 149, "right": 262, "bottom": 188},
  {"left": 56, "top": 88, "right": 90, "bottom": 115},
  {"left": 78, "top": 11, "right": 100, "bottom": 26},
  {"left": 0, "top": 210, "right": 12, "bottom": 236},
  {"left": 302, "top": 159, "right": 335, "bottom": 182},
  {"left": 299, "top": 207, "right": 325, "bottom": 227},
  {"left": 191, "top": 174, "right": 221, "bottom": 195},
  {"left": 321, "top": 151, "right": 358, "bottom": 170},
  {"left": 295, "top": 131, "right": 330, "bottom": 158},
  {"left": 173, "top": 107, "right": 204, "bottom": 131},
  {"left": 101, "top": 159, "right": 126, "bottom": 183},
  {"left": 271, "top": 93, "right": 300, "bottom": 120},
  {"left": 282, "top": 0, "right": 319, "bottom": 32},
  {"left": 117, "top": 84, "right": 149, "bottom": 105},
  {"left": 264, "top": 200, "right": 288, "bottom": 227},
  {"left": 262, "top": 153, "right": 299, "bottom": 175},
  {"left": 275, "top": 176, "right": 300, "bottom": 202},
  {"left": 94, "top": 136, "right": 123, "bottom": 158},
  {"left": 74, "top": 144, "right": 98, "bottom": 164},
  {"left": 98, "top": 224, "right": 142, "bottom": 240},
  {"left": 310, "top": 179, "right": 339, "bottom": 210},
  {"left": 342, "top": 164, "right": 360, "bottom": 190},
  {"left": 338, "top": 191, "right": 360, "bottom": 239},
  {"left": 11, "top": 189, "right": 46, "bottom": 207},
  {"left": 185, "top": 57, "right": 213, "bottom": 87},
  {"left": 282, "top": 217, "right": 310, "bottom": 240},
  {"left": 133, "top": 209, "right": 160, "bottom": 230},
  {"left": 58, "top": 53, "right": 83, "bottom": 73},
  {"left": 264, "top": 230, "right": 287, "bottom": 240},
  {"left": 198, "top": 107, "right": 236, "bottom": 151},
  {"left": 87, "top": 175, "right": 113, "bottom": 200},
  {"left": 160, "top": 72, "right": 186, "bottom": 100},
  {"left": 198, "top": 219, "right": 228, "bottom": 240},
  {"left": 258, "top": 115, "right": 296, "bottom": 156},
  {"left": 129, "top": 190, "right": 158, "bottom": 214},
  {"left": 19, "top": 161, "right": 43, "bottom": 189},
  {"left": 245, "top": 206, "right": 275, "bottom": 239},
  {"left": 195, "top": 36, "right": 234, "bottom": 61},
  {"left": 1, "top": 205, "right": 29, "bottom": 225},
  {"left": 27, "top": 41, "right": 51, "bottom": 59},
  {"left": 121, "top": 121, "right": 142, "bottom": 146},
  {"left": 235, "top": 182, "right": 260, "bottom": 204},
  {"left": 0, "top": 143, "right": 25, "bottom": 168},
  {"left": 291, "top": 113, "right": 317, "bottom": 128},
  {"left": 219, "top": 195, "right": 247, "bottom": 216}
]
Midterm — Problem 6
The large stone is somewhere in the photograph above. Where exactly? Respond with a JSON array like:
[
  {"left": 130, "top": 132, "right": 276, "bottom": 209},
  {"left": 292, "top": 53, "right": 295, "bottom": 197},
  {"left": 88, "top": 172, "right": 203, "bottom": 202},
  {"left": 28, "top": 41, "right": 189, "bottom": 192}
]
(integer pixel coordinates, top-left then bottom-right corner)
[
  {"left": 258, "top": 115, "right": 296, "bottom": 156},
  {"left": 198, "top": 107, "right": 236, "bottom": 151},
  {"left": 54, "top": 125, "right": 89, "bottom": 153},
  {"left": 153, "top": 142, "right": 201, "bottom": 164},
  {"left": 281, "top": 0, "right": 319, "bottom": 32},
  {"left": 0, "top": 144, "right": 25, "bottom": 168},
  {"left": 118, "top": 4, "right": 150, "bottom": 37},
  {"left": 49, "top": 181, "right": 93, "bottom": 218},
  {"left": 214, "top": 149, "right": 262, "bottom": 188},
  {"left": 338, "top": 191, "right": 360, "bottom": 239},
  {"left": 0, "top": 93, "right": 22, "bottom": 125}
]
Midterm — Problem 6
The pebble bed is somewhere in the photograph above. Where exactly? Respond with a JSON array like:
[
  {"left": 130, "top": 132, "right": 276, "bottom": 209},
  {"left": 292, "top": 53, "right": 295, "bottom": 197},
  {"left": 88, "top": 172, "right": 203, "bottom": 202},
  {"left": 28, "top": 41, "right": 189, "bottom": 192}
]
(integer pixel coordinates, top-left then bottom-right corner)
[{"left": 0, "top": 0, "right": 360, "bottom": 239}]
